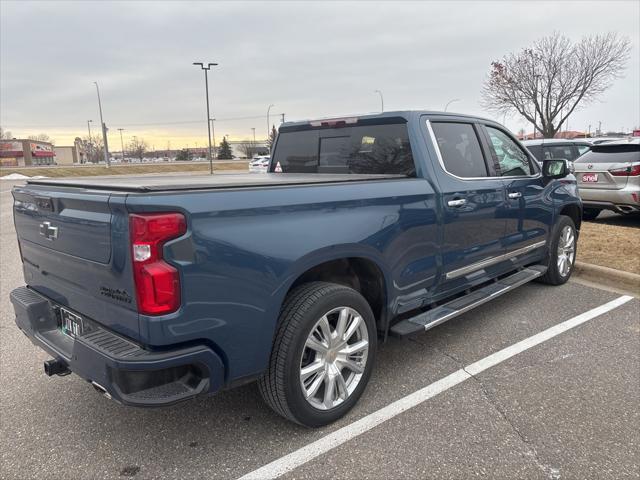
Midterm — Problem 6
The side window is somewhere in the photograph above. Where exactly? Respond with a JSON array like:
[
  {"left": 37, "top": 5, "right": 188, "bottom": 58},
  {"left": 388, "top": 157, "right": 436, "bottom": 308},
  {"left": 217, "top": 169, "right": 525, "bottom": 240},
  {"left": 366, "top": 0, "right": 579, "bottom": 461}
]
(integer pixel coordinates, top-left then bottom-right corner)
[
  {"left": 431, "top": 122, "right": 487, "bottom": 177},
  {"left": 485, "top": 126, "right": 533, "bottom": 176},
  {"left": 576, "top": 144, "right": 591, "bottom": 157},
  {"left": 544, "top": 145, "right": 575, "bottom": 162}
]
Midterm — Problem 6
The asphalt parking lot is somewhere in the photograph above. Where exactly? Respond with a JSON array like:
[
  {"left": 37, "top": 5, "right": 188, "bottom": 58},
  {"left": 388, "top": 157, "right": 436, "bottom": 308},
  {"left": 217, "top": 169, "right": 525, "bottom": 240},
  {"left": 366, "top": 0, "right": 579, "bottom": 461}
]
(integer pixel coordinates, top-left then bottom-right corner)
[{"left": 1, "top": 180, "right": 638, "bottom": 479}]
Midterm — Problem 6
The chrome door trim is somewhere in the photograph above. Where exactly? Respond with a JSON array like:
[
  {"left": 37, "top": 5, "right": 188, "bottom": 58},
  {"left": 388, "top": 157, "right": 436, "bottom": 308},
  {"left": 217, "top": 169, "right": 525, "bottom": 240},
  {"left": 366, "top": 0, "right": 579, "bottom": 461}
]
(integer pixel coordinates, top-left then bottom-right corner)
[
  {"left": 425, "top": 119, "right": 542, "bottom": 181},
  {"left": 445, "top": 240, "right": 547, "bottom": 280}
]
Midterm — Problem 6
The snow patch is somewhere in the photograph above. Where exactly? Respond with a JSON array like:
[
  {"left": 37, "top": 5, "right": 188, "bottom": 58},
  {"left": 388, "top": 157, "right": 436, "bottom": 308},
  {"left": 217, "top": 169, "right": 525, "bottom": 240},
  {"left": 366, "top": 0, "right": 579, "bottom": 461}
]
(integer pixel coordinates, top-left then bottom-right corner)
[{"left": 1, "top": 173, "right": 48, "bottom": 180}]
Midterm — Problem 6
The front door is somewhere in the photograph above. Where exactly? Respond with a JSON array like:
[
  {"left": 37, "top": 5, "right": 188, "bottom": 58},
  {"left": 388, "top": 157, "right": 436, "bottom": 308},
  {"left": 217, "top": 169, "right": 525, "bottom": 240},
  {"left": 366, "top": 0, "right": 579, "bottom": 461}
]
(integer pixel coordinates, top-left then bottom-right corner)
[{"left": 481, "top": 125, "right": 552, "bottom": 258}]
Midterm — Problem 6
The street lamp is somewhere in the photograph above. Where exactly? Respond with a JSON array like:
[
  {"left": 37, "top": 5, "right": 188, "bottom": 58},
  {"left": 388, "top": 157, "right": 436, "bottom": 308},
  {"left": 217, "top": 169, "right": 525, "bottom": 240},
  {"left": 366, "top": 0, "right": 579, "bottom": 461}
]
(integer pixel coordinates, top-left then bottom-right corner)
[
  {"left": 87, "top": 120, "right": 93, "bottom": 142},
  {"left": 118, "top": 128, "right": 125, "bottom": 163},
  {"left": 267, "top": 104, "right": 275, "bottom": 140},
  {"left": 93, "top": 81, "right": 110, "bottom": 167},
  {"left": 210, "top": 118, "right": 216, "bottom": 159},
  {"left": 193, "top": 61, "right": 218, "bottom": 174},
  {"left": 374, "top": 90, "right": 384, "bottom": 113},
  {"left": 444, "top": 98, "right": 460, "bottom": 112}
]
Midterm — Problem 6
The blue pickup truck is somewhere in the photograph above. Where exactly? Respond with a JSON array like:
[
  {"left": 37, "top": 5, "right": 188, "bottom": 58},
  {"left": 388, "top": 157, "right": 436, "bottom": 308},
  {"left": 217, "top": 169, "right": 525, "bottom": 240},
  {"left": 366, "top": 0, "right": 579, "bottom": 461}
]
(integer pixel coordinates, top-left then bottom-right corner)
[{"left": 11, "top": 111, "right": 581, "bottom": 427}]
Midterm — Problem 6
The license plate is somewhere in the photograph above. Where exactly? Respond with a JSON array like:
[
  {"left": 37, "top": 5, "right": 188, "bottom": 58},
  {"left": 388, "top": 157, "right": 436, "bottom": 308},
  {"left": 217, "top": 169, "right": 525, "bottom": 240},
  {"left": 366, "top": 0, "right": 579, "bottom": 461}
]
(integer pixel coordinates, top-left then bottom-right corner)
[
  {"left": 59, "top": 308, "right": 84, "bottom": 338},
  {"left": 582, "top": 173, "right": 598, "bottom": 183}
]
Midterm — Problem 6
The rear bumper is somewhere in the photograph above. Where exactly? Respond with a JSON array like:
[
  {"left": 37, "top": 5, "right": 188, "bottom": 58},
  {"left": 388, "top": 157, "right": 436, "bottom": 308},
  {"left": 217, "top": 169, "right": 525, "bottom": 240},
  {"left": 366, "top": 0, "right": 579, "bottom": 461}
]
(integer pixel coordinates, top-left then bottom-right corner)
[
  {"left": 10, "top": 286, "right": 225, "bottom": 407},
  {"left": 578, "top": 185, "right": 640, "bottom": 214}
]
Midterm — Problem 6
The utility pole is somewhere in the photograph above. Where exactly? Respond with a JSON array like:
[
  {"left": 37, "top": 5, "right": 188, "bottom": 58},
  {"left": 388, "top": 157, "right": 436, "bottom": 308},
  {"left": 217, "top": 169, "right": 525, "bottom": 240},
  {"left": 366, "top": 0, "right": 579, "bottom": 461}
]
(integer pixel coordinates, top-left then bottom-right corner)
[
  {"left": 267, "top": 104, "right": 274, "bottom": 139},
  {"left": 280, "top": 113, "right": 285, "bottom": 123},
  {"left": 87, "top": 120, "right": 93, "bottom": 141},
  {"left": 251, "top": 127, "right": 256, "bottom": 143},
  {"left": 598, "top": 120, "right": 602, "bottom": 136},
  {"left": 93, "top": 81, "right": 110, "bottom": 167},
  {"left": 374, "top": 90, "right": 384, "bottom": 113},
  {"left": 193, "top": 62, "right": 218, "bottom": 174},
  {"left": 118, "top": 128, "right": 125, "bottom": 163}
]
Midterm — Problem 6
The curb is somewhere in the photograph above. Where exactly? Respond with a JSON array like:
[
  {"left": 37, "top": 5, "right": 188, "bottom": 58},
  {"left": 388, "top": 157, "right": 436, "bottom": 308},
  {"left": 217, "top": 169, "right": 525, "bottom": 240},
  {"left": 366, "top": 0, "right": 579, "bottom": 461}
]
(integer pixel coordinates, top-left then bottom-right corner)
[{"left": 573, "top": 261, "right": 640, "bottom": 295}]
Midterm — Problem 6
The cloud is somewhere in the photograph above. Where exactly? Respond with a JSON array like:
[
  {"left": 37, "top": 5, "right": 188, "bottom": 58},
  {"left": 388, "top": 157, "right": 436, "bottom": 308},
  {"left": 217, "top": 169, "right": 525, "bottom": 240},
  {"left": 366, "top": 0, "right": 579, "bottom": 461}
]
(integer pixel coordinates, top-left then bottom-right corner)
[{"left": 1, "top": 0, "right": 638, "bottom": 146}]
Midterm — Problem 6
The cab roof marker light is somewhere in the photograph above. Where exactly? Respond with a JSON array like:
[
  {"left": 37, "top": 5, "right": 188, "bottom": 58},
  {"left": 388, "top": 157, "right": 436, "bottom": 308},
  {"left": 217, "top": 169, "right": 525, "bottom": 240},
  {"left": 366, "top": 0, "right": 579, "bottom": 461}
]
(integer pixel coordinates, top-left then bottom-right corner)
[{"left": 309, "top": 117, "right": 359, "bottom": 127}]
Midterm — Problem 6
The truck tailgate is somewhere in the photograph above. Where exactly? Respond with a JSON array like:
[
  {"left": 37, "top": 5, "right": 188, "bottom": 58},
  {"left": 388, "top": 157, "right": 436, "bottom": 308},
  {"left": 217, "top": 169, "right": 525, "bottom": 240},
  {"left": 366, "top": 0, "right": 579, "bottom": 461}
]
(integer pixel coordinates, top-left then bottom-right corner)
[{"left": 12, "top": 184, "right": 140, "bottom": 340}]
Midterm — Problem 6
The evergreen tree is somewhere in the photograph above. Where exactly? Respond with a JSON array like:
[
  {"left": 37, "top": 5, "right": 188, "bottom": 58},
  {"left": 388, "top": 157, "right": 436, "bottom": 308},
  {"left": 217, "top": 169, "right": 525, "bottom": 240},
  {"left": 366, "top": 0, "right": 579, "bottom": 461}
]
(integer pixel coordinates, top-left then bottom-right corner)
[
  {"left": 218, "top": 137, "right": 233, "bottom": 159},
  {"left": 267, "top": 125, "right": 278, "bottom": 151}
]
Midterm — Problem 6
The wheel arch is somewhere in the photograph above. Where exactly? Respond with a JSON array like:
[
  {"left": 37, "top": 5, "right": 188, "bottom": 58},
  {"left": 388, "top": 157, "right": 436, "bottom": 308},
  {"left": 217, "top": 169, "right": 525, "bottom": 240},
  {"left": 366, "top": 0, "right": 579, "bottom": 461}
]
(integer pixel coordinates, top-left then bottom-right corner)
[
  {"left": 559, "top": 202, "right": 582, "bottom": 233},
  {"left": 274, "top": 246, "right": 392, "bottom": 334}
]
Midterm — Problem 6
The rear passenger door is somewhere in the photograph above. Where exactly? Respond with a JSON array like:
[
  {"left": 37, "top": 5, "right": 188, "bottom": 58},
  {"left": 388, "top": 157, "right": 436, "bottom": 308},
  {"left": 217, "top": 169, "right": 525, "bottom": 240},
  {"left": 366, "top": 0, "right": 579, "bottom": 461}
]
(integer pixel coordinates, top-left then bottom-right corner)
[
  {"left": 481, "top": 125, "right": 552, "bottom": 259},
  {"left": 427, "top": 120, "right": 507, "bottom": 293}
]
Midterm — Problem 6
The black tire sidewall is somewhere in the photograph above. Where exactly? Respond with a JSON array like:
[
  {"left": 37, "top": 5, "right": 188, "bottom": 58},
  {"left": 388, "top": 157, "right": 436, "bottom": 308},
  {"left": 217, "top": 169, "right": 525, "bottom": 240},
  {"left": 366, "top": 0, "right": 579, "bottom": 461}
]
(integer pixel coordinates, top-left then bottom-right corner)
[
  {"left": 283, "top": 286, "right": 377, "bottom": 427},
  {"left": 546, "top": 216, "right": 577, "bottom": 284}
]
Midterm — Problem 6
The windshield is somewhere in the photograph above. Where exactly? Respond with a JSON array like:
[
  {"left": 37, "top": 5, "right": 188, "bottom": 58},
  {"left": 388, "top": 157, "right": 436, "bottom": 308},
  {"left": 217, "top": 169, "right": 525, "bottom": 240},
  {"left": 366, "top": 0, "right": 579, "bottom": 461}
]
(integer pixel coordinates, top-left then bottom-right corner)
[{"left": 271, "top": 122, "right": 415, "bottom": 176}]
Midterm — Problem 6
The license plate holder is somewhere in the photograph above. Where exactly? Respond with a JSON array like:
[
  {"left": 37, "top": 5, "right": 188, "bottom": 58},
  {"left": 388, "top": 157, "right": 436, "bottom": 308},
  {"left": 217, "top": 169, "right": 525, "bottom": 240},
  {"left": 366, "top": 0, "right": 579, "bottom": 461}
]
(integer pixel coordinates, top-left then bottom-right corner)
[
  {"left": 582, "top": 173, "right": 598, "bottom": 183},
  {"left": 58, "top": 307, "right": 84, "bottom": 338}
]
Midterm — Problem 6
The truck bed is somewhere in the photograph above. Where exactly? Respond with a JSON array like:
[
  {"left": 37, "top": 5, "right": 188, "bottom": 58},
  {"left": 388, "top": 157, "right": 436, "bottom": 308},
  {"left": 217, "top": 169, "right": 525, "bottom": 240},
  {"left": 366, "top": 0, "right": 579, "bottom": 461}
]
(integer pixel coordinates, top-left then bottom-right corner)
[{"left": 26, "top": 173, "right": 406, "bottom": 192}]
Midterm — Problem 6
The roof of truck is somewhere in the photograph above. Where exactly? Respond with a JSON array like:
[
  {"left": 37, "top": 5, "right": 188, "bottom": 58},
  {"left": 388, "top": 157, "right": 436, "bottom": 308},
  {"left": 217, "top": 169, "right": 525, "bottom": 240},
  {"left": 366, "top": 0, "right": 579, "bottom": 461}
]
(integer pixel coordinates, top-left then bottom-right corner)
[{"left": 279, "top": 110, "right": 498, "bottom": 129}]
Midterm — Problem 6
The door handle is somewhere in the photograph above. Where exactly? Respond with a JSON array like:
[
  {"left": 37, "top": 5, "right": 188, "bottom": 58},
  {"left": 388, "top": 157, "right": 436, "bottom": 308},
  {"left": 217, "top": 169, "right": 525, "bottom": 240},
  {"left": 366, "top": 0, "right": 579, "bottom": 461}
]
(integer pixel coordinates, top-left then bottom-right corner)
[
  {"left": 507, "top": 192, "right": 522, "bottom": 199},
  {"left": 447, "top": 199, "right": 467, "bottom": 207}
]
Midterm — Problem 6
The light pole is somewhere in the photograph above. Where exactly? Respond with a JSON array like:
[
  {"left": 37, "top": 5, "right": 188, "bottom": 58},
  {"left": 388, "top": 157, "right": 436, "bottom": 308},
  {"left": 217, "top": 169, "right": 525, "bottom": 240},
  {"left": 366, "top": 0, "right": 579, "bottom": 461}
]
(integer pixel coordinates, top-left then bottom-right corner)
[
  {"left": 210, "top": 118, "right": 216, "bottom": 159},
  {"left": 444, "top": 98, "right": 460, "bottom": 112},
  {"left": 251, "top": 127, "right": 256, "bottom": 143},
  {"left": 93, "top": 81, "right": 110, "bottom": 167},
  {"left": 267, "top": 104, "right": 274, "bottom": 139},
  {"left": 118, "top": 128, "right": 125, "bottom": 163},
  {"left": 374, "top": 90, "right": 384, "bottom": 113},
  {"left": 86, "top": 120, "right": 93, "bottom": 164},
  {"left": 193, "top": 62, "right": 218, "bottom": 174}
]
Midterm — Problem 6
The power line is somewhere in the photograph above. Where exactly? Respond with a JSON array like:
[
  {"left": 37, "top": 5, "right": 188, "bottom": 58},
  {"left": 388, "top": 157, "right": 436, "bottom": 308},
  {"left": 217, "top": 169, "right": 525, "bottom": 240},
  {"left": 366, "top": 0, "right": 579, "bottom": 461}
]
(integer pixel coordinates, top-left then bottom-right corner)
[{"left": 5, "top": 114, "right": 270, "bottom": 130}]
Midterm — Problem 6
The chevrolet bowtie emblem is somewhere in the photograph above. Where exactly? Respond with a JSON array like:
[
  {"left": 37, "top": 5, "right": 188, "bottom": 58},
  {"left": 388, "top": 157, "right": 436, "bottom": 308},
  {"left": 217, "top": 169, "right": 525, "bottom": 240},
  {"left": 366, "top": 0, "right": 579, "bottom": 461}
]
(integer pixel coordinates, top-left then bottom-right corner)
[{"left": 39, "top": 221, "right": 58, "bottom": 240}]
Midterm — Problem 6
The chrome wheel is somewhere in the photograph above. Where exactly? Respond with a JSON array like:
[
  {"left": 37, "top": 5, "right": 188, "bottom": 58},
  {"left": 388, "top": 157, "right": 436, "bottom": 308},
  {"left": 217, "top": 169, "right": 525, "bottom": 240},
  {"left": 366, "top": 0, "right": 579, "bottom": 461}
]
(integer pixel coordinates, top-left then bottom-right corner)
[
  {"left": 557, "top": 225, "right": 575, "bottom": 277},
  {"left": 299, "top": 306, "right": 369, "bottom": 410}
]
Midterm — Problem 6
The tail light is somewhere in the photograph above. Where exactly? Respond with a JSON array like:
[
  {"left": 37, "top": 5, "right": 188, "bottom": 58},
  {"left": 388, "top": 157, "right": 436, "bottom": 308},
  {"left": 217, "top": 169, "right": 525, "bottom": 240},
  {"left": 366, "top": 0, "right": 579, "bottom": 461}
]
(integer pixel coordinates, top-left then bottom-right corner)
[
  {"left": 609, "top": 163, "right": 640, "bottom": 176},
  {"left": 129, "top": 213, "right": 186, "bottom": 315}
]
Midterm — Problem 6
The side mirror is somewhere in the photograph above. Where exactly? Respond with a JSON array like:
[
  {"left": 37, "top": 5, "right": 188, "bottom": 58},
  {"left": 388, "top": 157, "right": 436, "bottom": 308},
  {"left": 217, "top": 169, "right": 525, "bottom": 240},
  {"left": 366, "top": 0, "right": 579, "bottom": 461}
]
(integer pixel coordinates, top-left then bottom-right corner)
[{"left": 542, "top": 159, "right": 571, "bottom": 179}]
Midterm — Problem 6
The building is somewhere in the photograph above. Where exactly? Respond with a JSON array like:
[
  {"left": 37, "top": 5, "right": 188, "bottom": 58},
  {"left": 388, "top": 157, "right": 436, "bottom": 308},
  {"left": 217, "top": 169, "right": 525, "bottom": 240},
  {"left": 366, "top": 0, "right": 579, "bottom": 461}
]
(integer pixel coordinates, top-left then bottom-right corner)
[
  {"left": 54, "top": 140, "right": 86, "bottom": 165},
  {"left": 0, "top": 139, "right": 55, "bottom": 166}
]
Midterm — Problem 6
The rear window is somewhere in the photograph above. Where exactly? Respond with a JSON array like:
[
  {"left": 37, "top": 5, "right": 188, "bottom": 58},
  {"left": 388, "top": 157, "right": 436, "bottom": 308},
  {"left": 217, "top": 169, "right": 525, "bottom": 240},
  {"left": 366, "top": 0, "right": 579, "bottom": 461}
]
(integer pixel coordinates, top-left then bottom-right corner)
[
  {"left": 575, "top": 144, "right": 640, "bottom": 163},
  {"left": 271, "top": 123, "right": 415, "bottom": 175}
]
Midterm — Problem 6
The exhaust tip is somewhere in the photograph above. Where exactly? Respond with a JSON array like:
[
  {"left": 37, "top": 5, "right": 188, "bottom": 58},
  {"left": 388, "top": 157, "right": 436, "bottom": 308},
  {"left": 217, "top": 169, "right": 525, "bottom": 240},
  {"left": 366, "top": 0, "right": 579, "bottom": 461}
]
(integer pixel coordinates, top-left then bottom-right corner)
[
  {"left": 91, "top": 381, "right": 112, "bottom": 400},
  {"left": 43, "top": 359, "right": 70, "bottom": 377}
]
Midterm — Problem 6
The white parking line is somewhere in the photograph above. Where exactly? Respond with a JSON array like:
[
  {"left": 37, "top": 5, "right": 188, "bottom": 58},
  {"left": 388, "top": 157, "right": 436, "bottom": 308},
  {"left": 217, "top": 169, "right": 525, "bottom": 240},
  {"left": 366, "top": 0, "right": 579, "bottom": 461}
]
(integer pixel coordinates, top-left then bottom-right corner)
[{"left": 239, "top": 295, "right": 634, "bottom": 480}]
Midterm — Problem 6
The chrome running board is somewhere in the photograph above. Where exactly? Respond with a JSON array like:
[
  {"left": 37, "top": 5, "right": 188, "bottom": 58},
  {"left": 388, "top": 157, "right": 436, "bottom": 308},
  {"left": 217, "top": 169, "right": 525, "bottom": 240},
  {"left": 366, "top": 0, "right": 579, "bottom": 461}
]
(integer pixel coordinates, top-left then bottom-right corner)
[{"left": 389, "top": 265, "right": 547, "bottom": 337}]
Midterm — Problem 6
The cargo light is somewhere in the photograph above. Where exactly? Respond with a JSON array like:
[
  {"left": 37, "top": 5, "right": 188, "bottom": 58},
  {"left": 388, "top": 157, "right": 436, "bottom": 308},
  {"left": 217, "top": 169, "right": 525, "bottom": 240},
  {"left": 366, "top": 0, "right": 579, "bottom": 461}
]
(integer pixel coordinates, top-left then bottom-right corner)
[
  {"left": 129, "top": 213, "right": 186, "bottom": 315},
  {"left": 609, "top": 163, "right": 640, "bottom": 176},
  {"left": 309, "top": 117, "right": 358, "bottom": 128}
]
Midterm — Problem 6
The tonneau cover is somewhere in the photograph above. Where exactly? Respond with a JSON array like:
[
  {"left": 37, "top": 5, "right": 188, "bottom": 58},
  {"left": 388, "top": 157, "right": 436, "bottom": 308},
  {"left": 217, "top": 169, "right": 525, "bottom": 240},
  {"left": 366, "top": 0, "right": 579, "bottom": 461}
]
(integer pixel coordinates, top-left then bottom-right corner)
[{"left": 26, "top": 173, "right": 406, "bottom": 192}]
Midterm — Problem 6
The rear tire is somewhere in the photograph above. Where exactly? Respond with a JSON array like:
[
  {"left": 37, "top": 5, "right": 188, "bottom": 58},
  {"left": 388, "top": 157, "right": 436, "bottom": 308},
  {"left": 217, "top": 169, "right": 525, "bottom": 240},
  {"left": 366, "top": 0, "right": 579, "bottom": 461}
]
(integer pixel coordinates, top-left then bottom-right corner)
[
  {"left": 258, "top": 282, "right": 377, "bottom": 427},
  {"left": 538, "top": 215, "right": 577, "bottom": 286},
  {"left": 582, "top": 208, "right": 601, "bottom": 221}
]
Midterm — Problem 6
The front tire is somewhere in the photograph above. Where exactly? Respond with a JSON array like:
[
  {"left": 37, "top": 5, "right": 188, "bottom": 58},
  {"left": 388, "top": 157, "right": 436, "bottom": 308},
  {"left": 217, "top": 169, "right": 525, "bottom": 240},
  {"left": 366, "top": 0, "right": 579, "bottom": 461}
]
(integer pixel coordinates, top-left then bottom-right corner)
[
  {"left": 538, "top": 215, "right": 577, "bottom": 285},
  {"left": 258, "top": 282, "right": 377, "bottom": 427}
]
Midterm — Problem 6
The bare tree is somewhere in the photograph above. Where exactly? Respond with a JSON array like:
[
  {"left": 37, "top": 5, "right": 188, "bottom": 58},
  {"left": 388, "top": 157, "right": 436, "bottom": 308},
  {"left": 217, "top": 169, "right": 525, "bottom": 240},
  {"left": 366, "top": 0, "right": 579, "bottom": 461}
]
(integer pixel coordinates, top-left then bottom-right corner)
[
  {"left": 127, "top": 137, "right": 148, "bottom": 161},
  {"left": 238, "top": 141, "right": 259, "bottom": 159},
  {"left": 80, "top": 135, "right": 104, "bottom": 163},
  {"left": 482, "top": 32, "right": 631, "bottom": 138},
  {"left": 0, "top": 127, "right": 13, "bottom": 140},
  {"left": 27, "top": 133, "right": 54, "bottom": 145}
]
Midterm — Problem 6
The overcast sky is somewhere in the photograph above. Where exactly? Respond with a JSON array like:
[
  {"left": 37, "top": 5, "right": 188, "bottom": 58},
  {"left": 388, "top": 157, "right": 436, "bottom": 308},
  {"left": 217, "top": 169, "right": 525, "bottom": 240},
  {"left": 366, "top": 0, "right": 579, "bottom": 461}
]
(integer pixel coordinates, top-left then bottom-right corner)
[{"left": 1, "top": 0, "right": 638, "bottom": 148}]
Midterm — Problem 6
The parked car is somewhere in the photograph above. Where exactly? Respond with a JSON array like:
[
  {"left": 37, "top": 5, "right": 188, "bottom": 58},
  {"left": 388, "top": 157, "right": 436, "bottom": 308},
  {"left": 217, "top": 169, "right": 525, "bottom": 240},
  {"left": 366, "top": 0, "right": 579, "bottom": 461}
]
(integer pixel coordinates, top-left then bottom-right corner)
[
  {"left": 522, "top": 138, "right": 592, "bottom": 163},
  {"left": 574, "top": 139, "right": 640, "bottom": 220},
  {"left": 249, "top": 156, "right": 270, "bottom": 173},
  {"left": 10, "top": 111, "right": 581, "bottom": 427}
]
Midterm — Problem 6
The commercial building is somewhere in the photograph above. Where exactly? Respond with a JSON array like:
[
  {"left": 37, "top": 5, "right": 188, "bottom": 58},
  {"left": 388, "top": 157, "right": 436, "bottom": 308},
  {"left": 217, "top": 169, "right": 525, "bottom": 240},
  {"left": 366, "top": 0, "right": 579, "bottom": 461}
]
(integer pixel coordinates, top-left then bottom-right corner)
[
  {"left": 54, "top": 140, "right": 87, "bottom": 165},
  {"left": 0, "top": 139, "right": 56, "bottom": 166}
]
